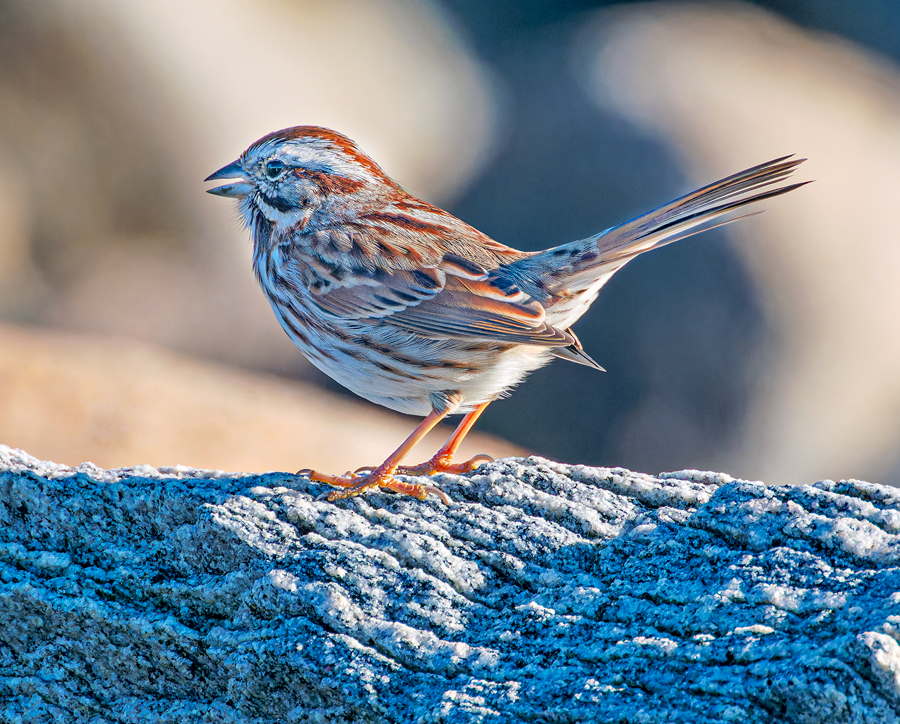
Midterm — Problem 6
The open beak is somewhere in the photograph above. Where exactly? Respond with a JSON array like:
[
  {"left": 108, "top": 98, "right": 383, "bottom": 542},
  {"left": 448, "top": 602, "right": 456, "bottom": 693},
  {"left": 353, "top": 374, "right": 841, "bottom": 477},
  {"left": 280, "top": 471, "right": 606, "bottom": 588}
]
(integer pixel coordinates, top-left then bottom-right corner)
[{"left": 205, "top": 159, "right": 252, "bottom": 197}]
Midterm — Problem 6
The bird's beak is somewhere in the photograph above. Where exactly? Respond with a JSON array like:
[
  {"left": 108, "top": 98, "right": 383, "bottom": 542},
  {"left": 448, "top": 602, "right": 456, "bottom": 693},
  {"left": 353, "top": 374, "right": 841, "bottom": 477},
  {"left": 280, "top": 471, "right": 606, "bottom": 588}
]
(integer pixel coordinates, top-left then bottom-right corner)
[{"left": 205, "top": 159, "right": 252, "bottom": 197}]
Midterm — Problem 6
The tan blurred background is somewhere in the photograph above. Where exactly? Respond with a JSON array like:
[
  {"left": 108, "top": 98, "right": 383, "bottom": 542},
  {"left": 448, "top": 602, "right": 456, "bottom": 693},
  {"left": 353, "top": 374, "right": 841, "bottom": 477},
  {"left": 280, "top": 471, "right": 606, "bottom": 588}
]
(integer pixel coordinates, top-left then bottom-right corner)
[{"left": 0, "top": 0, "right": 898, "bottom": 485}]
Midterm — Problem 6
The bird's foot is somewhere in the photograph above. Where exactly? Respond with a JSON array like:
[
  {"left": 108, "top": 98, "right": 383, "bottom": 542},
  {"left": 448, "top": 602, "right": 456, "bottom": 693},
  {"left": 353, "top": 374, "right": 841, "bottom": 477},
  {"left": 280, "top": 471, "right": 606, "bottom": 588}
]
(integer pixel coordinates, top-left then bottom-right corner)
[
  {"left": 296, "top": 467, "right": 451, "bottom": 505},
  {"left": 396, "top": 452, "right": 493, "bottom": 476}
]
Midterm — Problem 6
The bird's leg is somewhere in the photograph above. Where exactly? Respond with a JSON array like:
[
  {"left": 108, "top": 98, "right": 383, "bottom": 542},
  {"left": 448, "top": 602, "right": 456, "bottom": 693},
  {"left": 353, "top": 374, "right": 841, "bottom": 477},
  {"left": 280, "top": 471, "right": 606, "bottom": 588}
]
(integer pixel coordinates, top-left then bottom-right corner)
[
  {"left": 396, "top": 401, "right": 493, "bottom": 476},
  {"left": 298, "top": 408, "right": 453, "bottom": 504}
]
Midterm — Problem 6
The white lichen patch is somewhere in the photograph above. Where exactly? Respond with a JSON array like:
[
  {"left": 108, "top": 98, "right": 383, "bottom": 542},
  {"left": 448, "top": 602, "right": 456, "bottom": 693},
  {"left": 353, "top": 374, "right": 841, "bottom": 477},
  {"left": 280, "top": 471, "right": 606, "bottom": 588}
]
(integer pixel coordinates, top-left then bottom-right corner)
[{"left": 858, "top": 631, "right": 900, "bottom": 698}]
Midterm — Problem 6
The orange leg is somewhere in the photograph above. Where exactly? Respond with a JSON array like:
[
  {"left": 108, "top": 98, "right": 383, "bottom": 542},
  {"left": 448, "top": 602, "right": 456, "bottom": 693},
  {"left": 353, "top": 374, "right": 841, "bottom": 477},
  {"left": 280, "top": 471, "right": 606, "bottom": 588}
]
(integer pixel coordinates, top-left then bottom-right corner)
[
  {"left": 396, "top": 401, "right": 494, "bottom": 476},
  {"left": 298, "top": 408, "right": 454, "bottom": 504}
]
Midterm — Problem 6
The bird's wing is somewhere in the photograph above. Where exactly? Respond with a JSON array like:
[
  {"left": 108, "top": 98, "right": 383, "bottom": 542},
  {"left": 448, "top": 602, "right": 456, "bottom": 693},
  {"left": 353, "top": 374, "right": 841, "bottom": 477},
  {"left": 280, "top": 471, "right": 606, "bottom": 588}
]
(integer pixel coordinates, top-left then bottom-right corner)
[
  {"left": 303, "top": 265, "right": 444, "bottom": 318},
  {"left": 386, "top": 275, "right": 574, "bottom": 346},
  {"left": 305, "top": 253, "right": 574, "bottom": 348}
]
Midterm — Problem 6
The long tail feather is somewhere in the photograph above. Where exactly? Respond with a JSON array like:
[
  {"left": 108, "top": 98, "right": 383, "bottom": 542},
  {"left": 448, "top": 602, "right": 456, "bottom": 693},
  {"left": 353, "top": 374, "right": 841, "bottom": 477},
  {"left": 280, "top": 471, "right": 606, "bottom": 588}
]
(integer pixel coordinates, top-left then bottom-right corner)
[
  {"left": 502, "top": 156, "right": 808, "bottom": 334},
  {"left": 597, "top": 156, "right": 807, "bottom": 264},
  {"left": 526, "top": 156, "right": 808, "bottom": 301}
]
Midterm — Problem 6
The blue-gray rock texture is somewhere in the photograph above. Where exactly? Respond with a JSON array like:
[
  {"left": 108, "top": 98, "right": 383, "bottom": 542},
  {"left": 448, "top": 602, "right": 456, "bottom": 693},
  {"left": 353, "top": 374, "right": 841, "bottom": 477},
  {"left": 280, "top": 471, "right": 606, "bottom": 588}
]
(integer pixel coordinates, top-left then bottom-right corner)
[{"left": 1, "top": 444, "right": 899, "bottom": 723}]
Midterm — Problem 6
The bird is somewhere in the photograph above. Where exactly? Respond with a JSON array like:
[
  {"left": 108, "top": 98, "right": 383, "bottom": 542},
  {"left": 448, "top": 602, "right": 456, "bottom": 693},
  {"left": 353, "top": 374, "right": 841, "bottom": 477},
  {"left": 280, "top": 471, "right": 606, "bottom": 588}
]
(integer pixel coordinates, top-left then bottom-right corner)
[{"left": 206, "top": 126, "right": 806, "bottom": 504}]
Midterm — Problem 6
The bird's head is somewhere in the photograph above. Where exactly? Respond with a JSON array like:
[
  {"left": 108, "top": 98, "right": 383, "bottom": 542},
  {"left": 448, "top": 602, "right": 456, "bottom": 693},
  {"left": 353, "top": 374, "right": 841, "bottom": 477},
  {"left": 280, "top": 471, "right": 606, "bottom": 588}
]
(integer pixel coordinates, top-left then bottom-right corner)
[{"left": 205, "top": 126, "right": 398, "bottom": 233}]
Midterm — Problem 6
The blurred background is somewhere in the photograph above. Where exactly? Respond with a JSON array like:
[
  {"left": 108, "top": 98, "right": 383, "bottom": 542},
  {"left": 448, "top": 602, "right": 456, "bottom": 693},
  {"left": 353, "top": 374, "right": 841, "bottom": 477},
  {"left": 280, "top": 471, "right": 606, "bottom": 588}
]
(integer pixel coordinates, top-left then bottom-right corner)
[{"left": 0, "top": 0, "right": 898, "bottom": 486}]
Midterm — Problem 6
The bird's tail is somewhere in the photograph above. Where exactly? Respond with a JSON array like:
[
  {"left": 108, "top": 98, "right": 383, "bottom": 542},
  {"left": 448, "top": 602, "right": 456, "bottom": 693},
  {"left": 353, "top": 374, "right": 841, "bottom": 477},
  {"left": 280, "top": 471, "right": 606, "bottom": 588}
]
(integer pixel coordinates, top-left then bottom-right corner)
[{"left": 519, "top": 156, "right": 807, "bottom": 316}]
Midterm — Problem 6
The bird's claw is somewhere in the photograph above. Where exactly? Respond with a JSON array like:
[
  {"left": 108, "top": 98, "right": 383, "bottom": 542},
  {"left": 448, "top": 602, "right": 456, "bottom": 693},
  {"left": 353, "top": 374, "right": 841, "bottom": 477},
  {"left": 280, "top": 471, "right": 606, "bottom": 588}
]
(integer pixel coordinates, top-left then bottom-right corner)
[
  {"left": 295, "top": 464, "right": 448, "bottom": 504},
  {"left": 320, "top": 470, "right": 451, "bottom": 505},
  {"left": 298, "top": 451, "right": 490, "bottom": 506},
  {"left": 396, "top": 452, "right": 493, "bottom": 476}
]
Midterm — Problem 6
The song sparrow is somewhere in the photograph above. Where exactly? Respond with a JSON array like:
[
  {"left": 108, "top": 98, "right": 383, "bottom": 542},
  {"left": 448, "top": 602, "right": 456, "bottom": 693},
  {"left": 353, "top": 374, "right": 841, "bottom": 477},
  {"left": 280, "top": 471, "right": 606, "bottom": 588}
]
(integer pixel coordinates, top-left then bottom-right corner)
[{"left": 206, "top": 126, "right": 806, "bottom": 504}]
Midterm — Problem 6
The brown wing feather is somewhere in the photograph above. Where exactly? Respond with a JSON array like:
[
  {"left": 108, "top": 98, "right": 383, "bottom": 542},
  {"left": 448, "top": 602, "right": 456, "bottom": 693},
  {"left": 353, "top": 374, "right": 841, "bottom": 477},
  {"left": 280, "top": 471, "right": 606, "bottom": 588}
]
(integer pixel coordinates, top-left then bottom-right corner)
[
  {"left": 305, "top": 252, "right": 573, "bottom": 347},
  {"left": 385, "top": 277, "right": 574, "bottom": 346}
]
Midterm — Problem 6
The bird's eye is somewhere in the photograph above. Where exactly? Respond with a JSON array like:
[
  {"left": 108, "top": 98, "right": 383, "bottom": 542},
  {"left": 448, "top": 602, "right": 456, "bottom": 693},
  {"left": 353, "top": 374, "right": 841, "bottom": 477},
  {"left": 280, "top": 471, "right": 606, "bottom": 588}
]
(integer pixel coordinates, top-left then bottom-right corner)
[{"left": 264, "top": 159, "right": 286, "bottom": 180}]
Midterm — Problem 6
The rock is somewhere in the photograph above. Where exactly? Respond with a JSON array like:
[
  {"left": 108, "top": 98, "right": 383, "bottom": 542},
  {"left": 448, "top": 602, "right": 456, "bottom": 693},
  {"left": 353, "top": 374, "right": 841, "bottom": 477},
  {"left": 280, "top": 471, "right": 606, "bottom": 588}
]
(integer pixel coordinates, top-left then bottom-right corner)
[{"left": 1, "top": 445, "right": 899, "bottom": 723}]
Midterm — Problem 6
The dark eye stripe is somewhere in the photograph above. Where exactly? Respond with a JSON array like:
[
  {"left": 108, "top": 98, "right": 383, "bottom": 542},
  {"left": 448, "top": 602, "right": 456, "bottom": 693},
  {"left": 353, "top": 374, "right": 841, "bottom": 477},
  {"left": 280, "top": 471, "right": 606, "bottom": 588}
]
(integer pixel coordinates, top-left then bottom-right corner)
[{"left": 259, "top": 192, "right": 294, "bottom": 214}]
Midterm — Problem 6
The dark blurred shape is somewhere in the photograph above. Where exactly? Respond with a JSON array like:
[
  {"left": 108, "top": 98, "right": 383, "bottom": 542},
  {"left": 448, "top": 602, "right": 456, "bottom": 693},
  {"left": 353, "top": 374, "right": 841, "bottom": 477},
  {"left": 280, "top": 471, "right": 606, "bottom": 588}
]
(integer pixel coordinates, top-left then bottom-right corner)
[
  {"left": 578, "top": 2, "right": 900, "bottom": 486},
  {"left": 439, "top": 4, "right": 766, "bottom": 473},
  {"left": 437, "top": 0, "right": 900, "bottom": 485},
  {"left": 751, "top": 0, "right": 900, "bottom": 63}
]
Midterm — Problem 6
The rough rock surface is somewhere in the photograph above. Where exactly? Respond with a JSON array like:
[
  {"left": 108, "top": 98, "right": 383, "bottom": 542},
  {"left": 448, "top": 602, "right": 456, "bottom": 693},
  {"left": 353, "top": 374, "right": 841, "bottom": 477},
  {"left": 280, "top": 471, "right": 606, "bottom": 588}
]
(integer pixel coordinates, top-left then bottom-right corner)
[{"left": 1, "top": 444, "right": 899, "bottom": 723}]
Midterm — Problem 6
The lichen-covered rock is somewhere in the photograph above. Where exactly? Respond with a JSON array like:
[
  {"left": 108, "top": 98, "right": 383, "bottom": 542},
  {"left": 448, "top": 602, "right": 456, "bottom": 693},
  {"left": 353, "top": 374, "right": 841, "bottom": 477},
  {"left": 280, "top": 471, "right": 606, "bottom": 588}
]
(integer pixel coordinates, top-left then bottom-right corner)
[{"left": 1, "top": 444, "right": 899, "bottom": 723}]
